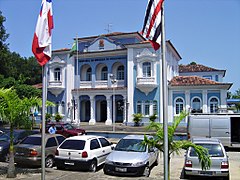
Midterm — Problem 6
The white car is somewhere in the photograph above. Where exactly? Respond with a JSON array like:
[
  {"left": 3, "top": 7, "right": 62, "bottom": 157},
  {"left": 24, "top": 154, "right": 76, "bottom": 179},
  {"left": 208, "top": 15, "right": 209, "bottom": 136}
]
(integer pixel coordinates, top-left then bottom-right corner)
[
  {"left": 55, "top": 135, "right": 114, "bottom": 172},
  {"left": 103, "top": 135, "right": 159, "bottom": 177}
]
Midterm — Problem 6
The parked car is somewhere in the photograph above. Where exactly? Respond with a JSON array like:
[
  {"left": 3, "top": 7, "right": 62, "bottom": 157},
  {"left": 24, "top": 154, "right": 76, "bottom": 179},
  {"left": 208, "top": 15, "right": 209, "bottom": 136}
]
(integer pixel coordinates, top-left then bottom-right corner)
[
  {"left": 14, "top": 134, "right": 65, "bottom": 168},
  {"left": 46, "top": 122, "right": 86, "bottom": 137},
  {"left": 55, "top": 135, "right": 115, "bottom": 172},
  {"left": 0, "top": 129, "right": 39, "bottom": 162},
  {"left": 103, "top": 135, "right": 159, "bottom": 177},
  {"left": 183, "top": 137, "right": 229, "bottom": 180}
]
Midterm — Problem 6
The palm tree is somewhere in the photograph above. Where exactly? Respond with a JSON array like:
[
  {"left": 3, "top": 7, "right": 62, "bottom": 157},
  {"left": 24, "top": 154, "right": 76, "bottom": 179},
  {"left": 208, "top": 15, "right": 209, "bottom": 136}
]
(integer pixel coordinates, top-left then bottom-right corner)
[
  {"left": 143, "top": 111, "right": 211, "bottom": 180},
  {"left": 0, "top": 88, "right": 41, "bottom": 178}
]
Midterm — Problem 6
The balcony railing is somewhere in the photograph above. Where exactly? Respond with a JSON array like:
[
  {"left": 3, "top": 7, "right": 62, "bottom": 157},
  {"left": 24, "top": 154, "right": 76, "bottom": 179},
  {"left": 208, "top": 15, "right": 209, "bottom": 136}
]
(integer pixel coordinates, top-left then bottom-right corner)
[{"left": 48, "top": 81, "right": 63, "bottom": 87}]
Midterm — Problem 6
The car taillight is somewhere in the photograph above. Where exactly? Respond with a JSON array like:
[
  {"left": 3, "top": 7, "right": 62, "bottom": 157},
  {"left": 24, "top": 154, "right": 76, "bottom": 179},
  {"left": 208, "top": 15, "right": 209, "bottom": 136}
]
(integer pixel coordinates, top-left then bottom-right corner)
[
  {"left": 221, "top": 161, "right": 229, "bottom": 169},
  {"left": 82, "top": 151, "right": 88, "bottom": 158},
  {"left": 55, "top": 150, "right": 59, "bottom": 156},
  {"left": 30, "top": 150, "right": 38, "bottom": 156},
  {"left": 185, "top": 160, "right": 192, "bottom": 168}
]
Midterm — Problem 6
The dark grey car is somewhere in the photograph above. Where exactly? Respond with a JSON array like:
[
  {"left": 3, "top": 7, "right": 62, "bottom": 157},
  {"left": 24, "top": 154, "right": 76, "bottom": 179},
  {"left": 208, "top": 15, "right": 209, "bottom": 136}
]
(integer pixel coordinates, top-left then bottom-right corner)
[{"left": 14, "top": 134, "right": 65, "bottom": 168}]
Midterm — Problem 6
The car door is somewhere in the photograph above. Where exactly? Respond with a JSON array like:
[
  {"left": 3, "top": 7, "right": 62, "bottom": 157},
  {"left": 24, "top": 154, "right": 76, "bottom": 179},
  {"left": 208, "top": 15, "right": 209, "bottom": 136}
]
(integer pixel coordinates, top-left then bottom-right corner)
[
  {"left": 45, "top": 137, "right": 58, "bottom": 157},
  {"left": 90, "top": 138, "right": 102, "bottom": 165},
  {"left": 98, "top": 138, "right": 112, "bottom": 162}
]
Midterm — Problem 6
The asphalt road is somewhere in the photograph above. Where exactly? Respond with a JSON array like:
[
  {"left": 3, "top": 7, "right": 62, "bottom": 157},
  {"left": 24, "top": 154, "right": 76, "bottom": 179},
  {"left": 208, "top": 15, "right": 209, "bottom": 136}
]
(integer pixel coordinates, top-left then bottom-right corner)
[{"left": 0, "top": 149, "right": 239, "bottom": 180}]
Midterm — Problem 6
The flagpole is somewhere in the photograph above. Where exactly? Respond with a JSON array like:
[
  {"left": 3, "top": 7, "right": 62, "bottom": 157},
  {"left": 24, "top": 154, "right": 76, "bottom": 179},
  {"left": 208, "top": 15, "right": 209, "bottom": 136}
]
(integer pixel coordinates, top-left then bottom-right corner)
[
  {"left": 161, "top": 2, "right": 169, "bottom": 180},
  {"left": 41, "top": 65, "right": 47, "bottom": 180}
]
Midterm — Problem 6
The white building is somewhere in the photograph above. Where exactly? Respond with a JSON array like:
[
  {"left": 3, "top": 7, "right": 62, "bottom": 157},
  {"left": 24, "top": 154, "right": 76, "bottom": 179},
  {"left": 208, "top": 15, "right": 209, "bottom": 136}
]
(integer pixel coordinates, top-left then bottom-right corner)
[{"left": 45, "top": 32, "right": 232, "bottom": 126}]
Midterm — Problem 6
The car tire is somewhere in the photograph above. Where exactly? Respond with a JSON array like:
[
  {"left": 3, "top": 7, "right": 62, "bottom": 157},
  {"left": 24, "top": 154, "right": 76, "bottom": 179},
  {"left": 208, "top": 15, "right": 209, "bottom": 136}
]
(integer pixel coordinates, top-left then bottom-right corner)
[
  {"left": 45, "top": 156, "right": 54, "bottom": 168},
  {"left": 143, "top": 165, "right": 150, "bottom": 177},
  {"left": 154, "top": 155, "right": 159, "bottom": 166},
  {"left": 182, "top": 169, "right": 189, "bottom": 179},
  {"left": 56, "top": 165, "right": 65, "bottom": 170},
  {"left": 89, "top": 159, "right": 97, "bottom": 172},
  {"left": 222, "top": 175, "right": 230, "bottom": 180}
]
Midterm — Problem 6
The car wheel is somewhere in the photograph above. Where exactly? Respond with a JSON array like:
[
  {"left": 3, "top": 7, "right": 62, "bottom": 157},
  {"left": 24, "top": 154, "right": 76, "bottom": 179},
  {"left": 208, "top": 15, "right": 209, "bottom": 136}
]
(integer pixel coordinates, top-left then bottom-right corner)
[
  {"left": 222, "top": 175, "right": 230, "bottom": 180},
  {"left": 182, "top": 169, "right": 189, "bottom": 179},
  {"left": 143, "top": 165, "right": 150, "bottom": 177},
  {"left": 89, "top": 159, "right": 97, "bottom": 172},
  {"left": 45, "top": 156, "right": 54, "bottom": 168},
  {"left": 154, "top": 155, "right": 159, "bottom": 166},
  {"left": 56, "top": 165, "right": 65, "bottom": 170}
]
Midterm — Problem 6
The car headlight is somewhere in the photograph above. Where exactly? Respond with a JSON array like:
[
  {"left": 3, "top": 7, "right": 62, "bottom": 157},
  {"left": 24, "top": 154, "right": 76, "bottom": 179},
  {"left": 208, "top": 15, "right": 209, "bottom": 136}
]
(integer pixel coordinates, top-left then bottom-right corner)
[
  {"left": 131, "top": 161, "right": 145, "bottom": 167},
  {"left": 0, "top": 146, "right": 2, "bottom": 152},
  {"left": 105, "top": 159, "right": 114, "bottom": 165}
]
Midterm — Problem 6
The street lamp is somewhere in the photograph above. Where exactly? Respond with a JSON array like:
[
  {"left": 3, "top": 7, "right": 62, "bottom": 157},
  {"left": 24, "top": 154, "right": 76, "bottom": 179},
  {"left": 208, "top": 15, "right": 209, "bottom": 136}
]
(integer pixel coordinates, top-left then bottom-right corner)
[{"left": 109, "top": 74, "right": 116, "bottom": 132}]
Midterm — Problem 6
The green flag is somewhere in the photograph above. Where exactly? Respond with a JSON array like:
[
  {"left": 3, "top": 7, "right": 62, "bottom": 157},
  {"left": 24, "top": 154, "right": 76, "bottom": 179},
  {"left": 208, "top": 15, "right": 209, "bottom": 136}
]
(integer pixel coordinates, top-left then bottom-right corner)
[{"left": 70, "top": 39, "right": 78, "bottom": 57}]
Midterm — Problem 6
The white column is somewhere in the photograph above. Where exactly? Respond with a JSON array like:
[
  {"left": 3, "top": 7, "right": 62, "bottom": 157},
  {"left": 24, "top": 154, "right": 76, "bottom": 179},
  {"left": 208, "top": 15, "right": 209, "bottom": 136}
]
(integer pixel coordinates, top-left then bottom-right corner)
[
  {"left": 168, "top": 90, "right": 173, "bottom": 123},
  {"left": 123, "top": 97, "right": 127, "bottom": 124},
  {"left": 220, "top": 89, "right": 227, "bottom": 109},
  {"left": 202, "top": 90, "right": 208, "bottom": 113},
  {"left": 185, "top": 90, "right": 190, "bottom": 113},
  {"left": 89, "top": 96, "right": 96, "bottom": 125},
  {"left": 75, "top": 98, "right": 80, "bottom": 125},
  {"left": 105, "top": 95, "right": 112, "bottom": 125}
]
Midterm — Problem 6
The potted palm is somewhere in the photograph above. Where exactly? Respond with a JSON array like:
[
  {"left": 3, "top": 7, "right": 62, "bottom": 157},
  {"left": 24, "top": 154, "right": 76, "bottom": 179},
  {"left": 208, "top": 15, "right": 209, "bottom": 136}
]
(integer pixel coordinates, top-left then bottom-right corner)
[
  {"left": 149, "top": 113, "right": 157, "bottom": 122},
  {"left": 132, "top": 113, "right": 143, "bottom": 126},
  {"left": 55, "top": 113, "right": 62, "bottom": 122}
]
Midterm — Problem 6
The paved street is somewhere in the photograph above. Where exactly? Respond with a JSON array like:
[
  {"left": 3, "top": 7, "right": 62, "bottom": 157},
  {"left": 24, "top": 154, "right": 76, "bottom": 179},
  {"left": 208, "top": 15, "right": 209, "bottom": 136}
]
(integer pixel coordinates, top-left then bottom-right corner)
[{"left": 0, "top": 150, "right": 239, "bottom": 180}]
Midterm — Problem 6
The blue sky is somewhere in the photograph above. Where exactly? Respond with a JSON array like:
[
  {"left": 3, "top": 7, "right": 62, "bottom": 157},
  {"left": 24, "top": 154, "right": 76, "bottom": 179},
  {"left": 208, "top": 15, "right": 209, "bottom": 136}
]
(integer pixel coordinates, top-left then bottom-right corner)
[{"left": 1, "top": 0, "right": 240, "bottom": 93}]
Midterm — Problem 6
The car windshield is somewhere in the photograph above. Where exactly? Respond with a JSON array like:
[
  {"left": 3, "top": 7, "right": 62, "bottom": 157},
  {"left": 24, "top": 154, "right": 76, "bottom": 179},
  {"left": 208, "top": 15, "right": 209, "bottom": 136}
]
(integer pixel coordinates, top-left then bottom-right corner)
[
  {"left": 63, "top": 124, "right": 74, "bottom": 130},
  {"left": 115, "top": 139, "right": 146, "bottom": 152},
  {"left": 190, "top": 143, "right": 224, "bottom": 157},
  {"left": 0, "top": 131, "right": 20, "bottom": 141},
  {"left": 59, "top": 140, "right": 85, "bottom": 150},
  {"left": 20, "top": 136, "right": 41, "bottom": 145}
]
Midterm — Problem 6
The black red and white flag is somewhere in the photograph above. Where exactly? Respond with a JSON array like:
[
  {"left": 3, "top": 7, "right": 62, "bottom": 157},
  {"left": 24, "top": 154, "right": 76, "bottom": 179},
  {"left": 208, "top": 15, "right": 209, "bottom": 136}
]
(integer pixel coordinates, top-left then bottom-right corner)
[{"left": 142, "top": 0, "right": 164, "bottom": 50}]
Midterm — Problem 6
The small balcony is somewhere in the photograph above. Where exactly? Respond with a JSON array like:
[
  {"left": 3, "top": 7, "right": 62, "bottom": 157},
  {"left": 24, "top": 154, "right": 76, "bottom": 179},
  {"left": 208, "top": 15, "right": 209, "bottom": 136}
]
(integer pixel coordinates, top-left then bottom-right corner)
[
  {"left": 136, "top": 77, "right": 157, "bottom": 95},
  {"left": 48, "top": 81, "right": 65, "bottom": 96}
]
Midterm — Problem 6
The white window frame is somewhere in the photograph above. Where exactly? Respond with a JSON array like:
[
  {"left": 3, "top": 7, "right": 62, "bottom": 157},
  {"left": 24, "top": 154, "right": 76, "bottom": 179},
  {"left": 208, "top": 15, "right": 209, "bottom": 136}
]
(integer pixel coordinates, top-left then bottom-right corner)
[
  {"left": 174, "top": 97, "right": 185, "bottom": 115},
  {"left": 142, "top": 62, "right": 151, "bottom": 77},
  {"left": 54, "top": 68, "right": 61, "bottom": 81},
  {"left": 191, "top": 97, "right": 202, "bottom": 111},
  {"left": 209, "top": 97, "right": 219, "bottom": 113}
]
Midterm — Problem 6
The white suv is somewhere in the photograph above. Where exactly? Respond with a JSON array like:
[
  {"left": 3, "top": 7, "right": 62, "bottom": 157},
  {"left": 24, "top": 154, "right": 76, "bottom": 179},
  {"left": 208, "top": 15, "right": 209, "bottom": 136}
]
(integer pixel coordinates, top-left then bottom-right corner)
[{"left": 55, "top": 135, "right": 114, "bottom": 172}]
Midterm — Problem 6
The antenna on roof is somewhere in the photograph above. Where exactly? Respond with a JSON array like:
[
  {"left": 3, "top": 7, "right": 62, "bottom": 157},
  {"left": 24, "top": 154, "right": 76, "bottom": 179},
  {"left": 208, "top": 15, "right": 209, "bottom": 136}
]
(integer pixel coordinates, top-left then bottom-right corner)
[{"left": 104, "top": 23, "right": 113, "bottom": 33}]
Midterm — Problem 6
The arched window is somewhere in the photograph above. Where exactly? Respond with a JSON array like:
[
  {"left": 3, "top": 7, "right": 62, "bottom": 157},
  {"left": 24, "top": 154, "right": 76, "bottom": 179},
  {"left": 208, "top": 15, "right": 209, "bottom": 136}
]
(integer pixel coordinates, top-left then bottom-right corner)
[
  {"left": 54, "top": 68, "right": 61, "bottom": 81},
  {"left": 175, "top": 98, "right": 184, "bottom": 115},
  {"left": 117, "top": 65, "right": 124, "bottom": 80},
  {"left": 86, "top": 67, "right": 92, "bottom": 81},
  {"left": 145, "top": 100, "right": 150, "bottom": 116},
  {"left": 137, "top": 101, "right": 142, "bottom": 114},
  {"left": 210, "top": 97, "right": 219, "bottom": 113},
  {"left": 101, "top": 66, "right": 108, "bottom": 80},
  {"left": 191, "top": 97, "right": 201, "bottom": 112},
  {"left": 142, "top": 62, "right": 151, "bottom": 77},
  {"left": 153, "top": 100, "right": 158, "bottom": 114}
]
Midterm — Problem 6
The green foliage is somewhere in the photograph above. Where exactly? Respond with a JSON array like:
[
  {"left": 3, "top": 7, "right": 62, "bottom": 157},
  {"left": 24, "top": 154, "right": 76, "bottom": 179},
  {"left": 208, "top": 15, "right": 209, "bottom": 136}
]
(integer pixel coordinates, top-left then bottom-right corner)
[
  {"left": 189, "top": 61, "right": 197, "bottom": 65},
  {"left": 232, "top": 88, "right": 240, "bottom": 99},
  {"left": 55, "top": 113, "right": 63, "bottom": 122},
  {"left": 143, "top": 111, "right": 211, "bottom": 178},
  {"left": 0, "top": 88, "right": 42, "bottom": 178},
  {"left": 45, "top": 113, "right": 52, "bottom": 122},
  {"left": 149, "top": 113, "right": 157, "bottom": 122},
  {"left": 132, "top": 113, "right": 143, "bottom": 126}
]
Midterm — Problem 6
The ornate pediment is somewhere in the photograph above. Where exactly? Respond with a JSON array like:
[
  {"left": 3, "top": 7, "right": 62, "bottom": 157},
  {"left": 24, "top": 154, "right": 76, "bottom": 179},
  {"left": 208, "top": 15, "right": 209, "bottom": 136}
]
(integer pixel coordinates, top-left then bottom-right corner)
[
  {"left": 48, "top": 56, "right": 66, "bottom": 67},
  {"left": 86, "top": 37, "right": 122, "bottom": 52},
  {"left": 136, "top": 48, "right": 157, "bottom": 62}
]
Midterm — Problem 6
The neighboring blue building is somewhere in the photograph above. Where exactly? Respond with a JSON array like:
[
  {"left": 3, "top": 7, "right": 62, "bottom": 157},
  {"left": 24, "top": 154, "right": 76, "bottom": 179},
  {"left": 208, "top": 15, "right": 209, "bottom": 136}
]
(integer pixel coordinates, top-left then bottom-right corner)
[{"left": 46, "top": 32, "right": 232, "bottom": 125}]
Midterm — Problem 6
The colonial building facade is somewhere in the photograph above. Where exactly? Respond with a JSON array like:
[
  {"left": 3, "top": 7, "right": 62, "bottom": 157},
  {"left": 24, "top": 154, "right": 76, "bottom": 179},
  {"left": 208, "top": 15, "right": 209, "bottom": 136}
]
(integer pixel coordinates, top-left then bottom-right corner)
[{"left": 46, "top": 32, "right": 232, "bottom": 126}]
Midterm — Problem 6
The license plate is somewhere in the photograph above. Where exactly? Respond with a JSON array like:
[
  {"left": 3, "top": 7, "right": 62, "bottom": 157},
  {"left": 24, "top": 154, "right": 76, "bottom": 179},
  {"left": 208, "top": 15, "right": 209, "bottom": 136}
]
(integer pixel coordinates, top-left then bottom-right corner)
[
  {"left": 200, "top": 171, "right": 213, "bottom": 175},
  {"left": 64, "top": 161, "right": 74, "bottom": 166},
  {"left": 115, "top": 167, "right": 127, "bottom": 172}
]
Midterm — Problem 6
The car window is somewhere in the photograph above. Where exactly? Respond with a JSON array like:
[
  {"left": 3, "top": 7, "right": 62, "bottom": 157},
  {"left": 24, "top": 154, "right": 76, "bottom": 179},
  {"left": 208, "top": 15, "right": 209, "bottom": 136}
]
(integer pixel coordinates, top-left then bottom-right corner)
[
  {"left": 46, "top": 137, "right": 57, "bottom": 147},
  {"left": 56, "top": 125, "right": 63, "bottom": 131},
  {"left": 90, "top": 139, "right": 101, "bottom": 150},
  {"left": 190, "top": 143, "right": 224, "bottom": 157},
  {"left": 99, "top": 138, "right": 111, "bottom": 147},
  {"left": 59, "top": 140, "right": 85, "bottom": 150},
  {"left": 115, "top": 139, "right": 146, "bottom": 152},
  {"left": 56, "top": 136, "right": 65, "bottom": 144},
  {"left": 20, "top": 136, "right": 41, "bottom": 145},
  {"left": 63, "top": 124, "right": 74, "bottom": 130}
]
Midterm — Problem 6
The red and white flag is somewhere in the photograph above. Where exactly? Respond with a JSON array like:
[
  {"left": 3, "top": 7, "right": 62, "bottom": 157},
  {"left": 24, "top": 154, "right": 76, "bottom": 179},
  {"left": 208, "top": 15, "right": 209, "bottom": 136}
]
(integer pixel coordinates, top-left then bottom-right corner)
[
  {"left": 32, "top": 0, "right": 53, "bottom": 66},
  {"left": 142, "top": 0, "right": 164, "bottom": 50}
]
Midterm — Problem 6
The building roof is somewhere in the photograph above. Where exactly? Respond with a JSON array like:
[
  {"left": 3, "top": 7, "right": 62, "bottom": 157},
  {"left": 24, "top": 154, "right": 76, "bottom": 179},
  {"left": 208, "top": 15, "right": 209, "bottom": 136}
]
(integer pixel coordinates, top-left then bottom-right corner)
[
  {"left": 169, "top": 76, "right": 232, "bottom": 89},
  {"left": 179, "top": 63, "right": 226, "bottom": 76}
]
